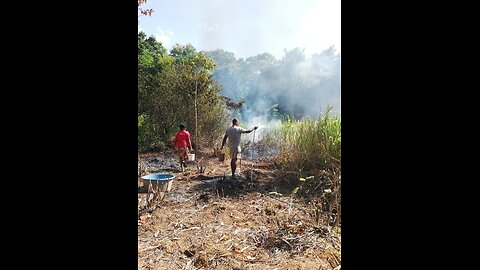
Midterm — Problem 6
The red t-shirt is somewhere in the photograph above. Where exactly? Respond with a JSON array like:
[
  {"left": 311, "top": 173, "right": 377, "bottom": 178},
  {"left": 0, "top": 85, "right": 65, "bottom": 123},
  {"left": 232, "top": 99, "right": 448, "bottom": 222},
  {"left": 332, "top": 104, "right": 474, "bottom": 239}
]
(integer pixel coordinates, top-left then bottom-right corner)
[{"left": 175, "top": 130, "right": 191, "bottom": 147}]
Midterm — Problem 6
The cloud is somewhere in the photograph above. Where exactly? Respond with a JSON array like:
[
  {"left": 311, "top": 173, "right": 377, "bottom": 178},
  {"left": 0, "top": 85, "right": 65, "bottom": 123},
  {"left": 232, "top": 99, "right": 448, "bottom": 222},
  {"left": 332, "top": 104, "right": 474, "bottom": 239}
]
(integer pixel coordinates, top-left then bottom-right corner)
[{"left": 154, "top": 28, "right": 174, "bottom": 48}]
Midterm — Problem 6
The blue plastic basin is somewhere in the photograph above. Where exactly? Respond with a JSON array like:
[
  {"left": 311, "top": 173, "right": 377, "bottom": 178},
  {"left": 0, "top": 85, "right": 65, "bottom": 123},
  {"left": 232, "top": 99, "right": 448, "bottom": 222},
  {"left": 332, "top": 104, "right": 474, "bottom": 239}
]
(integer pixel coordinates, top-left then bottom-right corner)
[{"left": 141, "top": 174, "right": 175, "bottom": 181}]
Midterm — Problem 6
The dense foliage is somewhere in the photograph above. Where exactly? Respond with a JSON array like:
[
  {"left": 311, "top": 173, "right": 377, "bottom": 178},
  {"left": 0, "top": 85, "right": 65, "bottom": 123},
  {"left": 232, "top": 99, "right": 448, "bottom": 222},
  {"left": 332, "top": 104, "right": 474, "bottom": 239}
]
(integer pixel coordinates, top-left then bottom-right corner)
[{"left": 138, "top": 32, "right": 228, "bottom": 152}]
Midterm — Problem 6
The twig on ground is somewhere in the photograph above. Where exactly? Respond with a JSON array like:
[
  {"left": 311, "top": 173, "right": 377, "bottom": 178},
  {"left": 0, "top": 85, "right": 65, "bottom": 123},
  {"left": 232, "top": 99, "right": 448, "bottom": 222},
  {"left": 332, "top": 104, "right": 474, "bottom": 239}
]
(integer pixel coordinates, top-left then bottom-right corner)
[{"left": 139, "top": 243, "right": 162, "bottom": 253}]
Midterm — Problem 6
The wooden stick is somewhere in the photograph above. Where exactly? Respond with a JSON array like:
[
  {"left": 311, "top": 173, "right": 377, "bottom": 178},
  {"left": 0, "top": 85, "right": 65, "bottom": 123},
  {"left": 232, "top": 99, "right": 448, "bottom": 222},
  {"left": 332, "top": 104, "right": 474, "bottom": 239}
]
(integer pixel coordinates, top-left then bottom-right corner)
[{"left": 139, "top": 243, "right": 162, "bottom": 253}]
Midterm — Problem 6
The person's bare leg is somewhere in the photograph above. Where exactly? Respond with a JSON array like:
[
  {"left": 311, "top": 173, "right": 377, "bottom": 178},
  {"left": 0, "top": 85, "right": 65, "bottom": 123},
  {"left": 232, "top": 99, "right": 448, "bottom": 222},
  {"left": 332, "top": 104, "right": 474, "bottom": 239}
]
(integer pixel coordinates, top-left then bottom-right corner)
[
  {"left": 183, "top": 147, "right": 188, "bottom": 167},
  {"left": 179, "top": 148, "right": 185, "bottom": 171},
  {"left": 231, "top": 158, "right": 237, "bottom": 178},
  {"left": 179, "top": 155, "right": 184, "bottom": 171}
]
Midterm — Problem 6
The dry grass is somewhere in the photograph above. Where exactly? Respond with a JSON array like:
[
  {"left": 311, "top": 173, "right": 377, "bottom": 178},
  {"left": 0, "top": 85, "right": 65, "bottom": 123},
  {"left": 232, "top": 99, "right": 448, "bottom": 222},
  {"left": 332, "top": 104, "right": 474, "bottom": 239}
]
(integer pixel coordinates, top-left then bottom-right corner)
[
  {"left": 139, "top": 192, "right": 340, "bottom": 270},
  {"left": 138, "top": 136, "right": 341, "bottom": 270}
]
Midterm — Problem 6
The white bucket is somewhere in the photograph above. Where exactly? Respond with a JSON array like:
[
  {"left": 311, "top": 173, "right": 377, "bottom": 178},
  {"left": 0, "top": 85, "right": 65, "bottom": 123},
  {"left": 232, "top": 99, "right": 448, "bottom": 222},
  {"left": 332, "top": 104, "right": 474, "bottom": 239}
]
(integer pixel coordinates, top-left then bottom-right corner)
[{"left": 187, "top": 153, "right": 195, "bottom": 161}]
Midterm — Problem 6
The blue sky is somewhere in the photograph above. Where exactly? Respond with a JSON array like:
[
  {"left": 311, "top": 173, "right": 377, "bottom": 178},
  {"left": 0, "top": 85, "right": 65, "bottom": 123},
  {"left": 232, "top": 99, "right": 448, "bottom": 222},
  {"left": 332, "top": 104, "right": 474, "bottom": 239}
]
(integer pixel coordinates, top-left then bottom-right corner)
[{"left": 138, "top": 0, "right": 340, "bottom": 59}]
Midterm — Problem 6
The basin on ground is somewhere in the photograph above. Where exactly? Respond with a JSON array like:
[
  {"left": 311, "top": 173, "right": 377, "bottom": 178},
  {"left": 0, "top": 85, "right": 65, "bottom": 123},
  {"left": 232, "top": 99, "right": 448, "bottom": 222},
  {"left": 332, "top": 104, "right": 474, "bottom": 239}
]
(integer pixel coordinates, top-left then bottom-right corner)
[{"left": 141, "top": 174, "right": 175, "bottom": 191}]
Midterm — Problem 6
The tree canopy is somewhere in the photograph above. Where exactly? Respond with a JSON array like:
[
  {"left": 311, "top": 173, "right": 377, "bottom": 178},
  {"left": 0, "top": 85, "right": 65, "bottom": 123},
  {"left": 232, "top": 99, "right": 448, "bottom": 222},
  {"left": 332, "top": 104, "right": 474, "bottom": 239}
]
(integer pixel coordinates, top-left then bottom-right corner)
[{"left": 138, "top": 32, "right": 228, "bottom": 151}]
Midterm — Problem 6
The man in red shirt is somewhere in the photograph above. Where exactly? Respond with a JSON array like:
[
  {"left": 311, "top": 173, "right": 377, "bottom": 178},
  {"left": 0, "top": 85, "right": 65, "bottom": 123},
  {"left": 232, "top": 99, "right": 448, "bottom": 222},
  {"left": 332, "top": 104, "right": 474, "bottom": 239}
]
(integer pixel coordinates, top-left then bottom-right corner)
[{"left": 174, "top": 124, "right": 193, "bottom": 171}]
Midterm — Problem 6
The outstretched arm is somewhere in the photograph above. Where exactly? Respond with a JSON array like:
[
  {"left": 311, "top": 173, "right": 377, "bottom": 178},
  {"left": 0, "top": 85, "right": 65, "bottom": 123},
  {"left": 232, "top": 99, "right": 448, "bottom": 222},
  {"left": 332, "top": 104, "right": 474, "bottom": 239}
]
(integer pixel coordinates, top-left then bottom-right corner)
[{"left": 244, "top": 126, "right": 258, "bottom": 134}]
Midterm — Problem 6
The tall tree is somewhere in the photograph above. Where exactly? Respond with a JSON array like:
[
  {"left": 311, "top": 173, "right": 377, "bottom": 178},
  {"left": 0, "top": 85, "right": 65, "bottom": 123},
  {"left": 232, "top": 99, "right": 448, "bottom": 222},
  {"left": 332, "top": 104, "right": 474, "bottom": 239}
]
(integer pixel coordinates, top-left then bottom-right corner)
[{"left": 138, "top": 33, "right": 228, "bottom": 151}]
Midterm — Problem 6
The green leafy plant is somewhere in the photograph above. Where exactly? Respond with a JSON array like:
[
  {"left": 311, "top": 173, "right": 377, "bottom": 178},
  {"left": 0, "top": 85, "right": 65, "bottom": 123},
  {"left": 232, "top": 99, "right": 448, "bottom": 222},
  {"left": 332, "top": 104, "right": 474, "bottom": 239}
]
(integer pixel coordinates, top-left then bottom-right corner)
[{"left": 292, "top": 175, "right": 314, "bottom": 196}]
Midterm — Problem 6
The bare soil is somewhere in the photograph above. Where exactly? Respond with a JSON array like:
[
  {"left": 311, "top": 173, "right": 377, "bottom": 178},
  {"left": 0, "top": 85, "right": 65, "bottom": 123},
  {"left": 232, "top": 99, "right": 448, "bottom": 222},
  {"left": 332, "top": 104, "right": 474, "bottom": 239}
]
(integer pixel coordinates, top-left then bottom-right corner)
[{"left": 138, "top": 148, "right": 341, "bottom": 270}]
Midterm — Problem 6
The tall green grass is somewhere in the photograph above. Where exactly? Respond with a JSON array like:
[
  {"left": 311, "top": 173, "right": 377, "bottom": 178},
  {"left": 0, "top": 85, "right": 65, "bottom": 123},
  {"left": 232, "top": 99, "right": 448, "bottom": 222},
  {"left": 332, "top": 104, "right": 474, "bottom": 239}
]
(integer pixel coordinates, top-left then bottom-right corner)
[
  {"left": 279, "top": 106, "right": 341, "bottom": 173},
  {"left": 277, "top": 106, "right": 341, "bottom": 226}
]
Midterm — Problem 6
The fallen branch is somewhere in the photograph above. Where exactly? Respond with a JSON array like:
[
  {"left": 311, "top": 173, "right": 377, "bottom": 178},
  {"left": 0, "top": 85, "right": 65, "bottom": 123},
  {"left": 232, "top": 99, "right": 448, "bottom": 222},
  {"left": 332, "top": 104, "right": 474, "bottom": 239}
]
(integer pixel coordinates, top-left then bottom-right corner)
[
  {"left": 281, "top": 238, "right": 293, "bottom": 249},
  {"left": 139, "top": 243, "right": 162, "bottom": 253},
  {"left": 180, "top": 226, "right": 201, "bottom": 232}
]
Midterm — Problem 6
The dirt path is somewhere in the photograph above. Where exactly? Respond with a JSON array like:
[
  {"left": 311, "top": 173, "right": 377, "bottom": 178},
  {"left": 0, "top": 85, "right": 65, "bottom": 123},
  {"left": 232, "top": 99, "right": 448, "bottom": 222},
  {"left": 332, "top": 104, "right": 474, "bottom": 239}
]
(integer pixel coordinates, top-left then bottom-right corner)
[{"left": 138, "top": 149, "right": 341, "bottom": 270}]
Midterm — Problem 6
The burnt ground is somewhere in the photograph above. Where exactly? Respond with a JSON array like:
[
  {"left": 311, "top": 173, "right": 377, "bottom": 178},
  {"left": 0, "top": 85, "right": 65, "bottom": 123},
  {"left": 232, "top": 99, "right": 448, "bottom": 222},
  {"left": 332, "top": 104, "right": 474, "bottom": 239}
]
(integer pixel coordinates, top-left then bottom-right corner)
[{"left": 138, "top": 148, "right": 341, "bottom": 270}]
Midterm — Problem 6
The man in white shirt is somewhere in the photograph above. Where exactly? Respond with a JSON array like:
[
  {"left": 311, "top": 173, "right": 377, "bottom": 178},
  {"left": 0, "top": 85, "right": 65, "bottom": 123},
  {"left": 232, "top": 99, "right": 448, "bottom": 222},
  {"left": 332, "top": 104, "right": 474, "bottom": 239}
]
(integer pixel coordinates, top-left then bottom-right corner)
[{"left": 221, "top": 119, "right": 257, "bottom": 179}]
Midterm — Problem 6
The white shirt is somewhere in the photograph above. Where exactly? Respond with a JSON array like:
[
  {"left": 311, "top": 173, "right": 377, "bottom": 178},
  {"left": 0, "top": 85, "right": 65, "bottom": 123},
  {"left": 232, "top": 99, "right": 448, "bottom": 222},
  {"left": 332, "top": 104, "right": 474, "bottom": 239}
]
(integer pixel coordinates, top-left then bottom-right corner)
[{"left": 225, "top": 125, "right": 247, "bottom": 151}]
